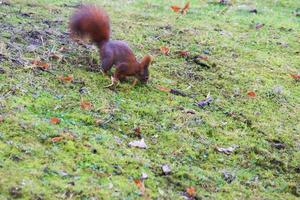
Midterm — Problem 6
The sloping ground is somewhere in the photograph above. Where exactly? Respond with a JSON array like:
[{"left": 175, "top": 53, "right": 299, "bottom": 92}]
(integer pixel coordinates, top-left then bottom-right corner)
[{"left": 0, "top": 0, "right": 299, "bottom": 199}]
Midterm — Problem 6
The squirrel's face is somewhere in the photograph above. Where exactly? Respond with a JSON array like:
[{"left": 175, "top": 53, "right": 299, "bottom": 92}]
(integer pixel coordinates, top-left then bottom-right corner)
[
  {"left": 137, "top": 55, "right": 152, "bottom": 83},
  {"left": 137, "top": 67, "right": 149, "bottom": 83}
]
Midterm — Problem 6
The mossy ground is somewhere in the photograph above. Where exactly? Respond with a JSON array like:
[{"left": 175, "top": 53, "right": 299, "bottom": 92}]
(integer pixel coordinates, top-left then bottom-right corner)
[{"left": 0, "top": 0, "right": 299, "bottom": 199}]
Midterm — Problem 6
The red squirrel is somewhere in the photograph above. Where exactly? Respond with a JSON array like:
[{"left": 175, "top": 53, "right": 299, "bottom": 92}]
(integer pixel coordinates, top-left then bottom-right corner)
[{"left": 69, "top": 4, "right": 152, "bottom": 87}]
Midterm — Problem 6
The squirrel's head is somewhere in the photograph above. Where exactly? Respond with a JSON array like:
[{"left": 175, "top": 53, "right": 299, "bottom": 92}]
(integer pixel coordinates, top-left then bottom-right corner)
[{"left": 137, "top": 55, "right": 152, "bottom": 83}]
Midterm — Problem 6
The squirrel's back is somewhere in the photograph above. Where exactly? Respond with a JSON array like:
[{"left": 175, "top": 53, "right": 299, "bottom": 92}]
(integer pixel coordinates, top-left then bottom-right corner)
[{"left": 69, "top": 5, "right": 110, "bottom": 44}]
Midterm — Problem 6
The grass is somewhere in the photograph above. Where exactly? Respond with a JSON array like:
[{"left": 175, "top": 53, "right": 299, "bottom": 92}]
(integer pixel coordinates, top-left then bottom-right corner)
[{"left": 0, "top": 0, "right": 299, "bottom": 199}]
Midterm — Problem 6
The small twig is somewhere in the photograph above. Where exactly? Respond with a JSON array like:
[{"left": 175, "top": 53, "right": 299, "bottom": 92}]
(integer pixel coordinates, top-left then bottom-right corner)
[
  {"left": 40, "top": 36, "right": 45, "bottom": 51},
  {"left": 219, "top": 6, "right": 230, "bottom": 15},
  {"left": 38, "top": 68, "right": 57, "bottom": 76},
  {"left": 102, "top": 115, "right": 114, "bottom": 125},
  {"left": 182, "top": 83, "right": 193, "bottom": 91}
]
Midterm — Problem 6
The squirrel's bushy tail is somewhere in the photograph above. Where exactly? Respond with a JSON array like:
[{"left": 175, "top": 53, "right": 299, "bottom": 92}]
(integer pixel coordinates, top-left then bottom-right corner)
[{"left": 69, "top": 4, "right": 110, "bottom": 44}]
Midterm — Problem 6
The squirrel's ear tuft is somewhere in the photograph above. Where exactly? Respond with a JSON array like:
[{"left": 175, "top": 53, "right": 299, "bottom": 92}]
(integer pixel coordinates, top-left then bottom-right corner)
[{"left": 140, "top": 55, "right": 152, "bottom": 69}]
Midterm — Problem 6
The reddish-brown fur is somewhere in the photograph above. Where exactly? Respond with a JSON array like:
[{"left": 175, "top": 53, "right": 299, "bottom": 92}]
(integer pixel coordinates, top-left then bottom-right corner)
[{"left": 69, "top": 5, "right": 152, "bottom": 84}]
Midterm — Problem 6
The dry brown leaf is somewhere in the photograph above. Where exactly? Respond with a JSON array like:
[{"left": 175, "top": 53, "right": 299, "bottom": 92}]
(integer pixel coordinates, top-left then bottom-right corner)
[
  {"left": 134, "top": 179, "right": 145, "bottom": 195},
  {"left": 80, "top": 100, "right": 93, "bottom": 110},
  {"left": 160, "top": 46, "right": 170, "bottom": 55},
  {"left": 51, "top": 136, "right": 63, "bottom": 142},
  {"left": 171, "top": 2, "right": 190, "bottom": 15},
  {"left": 156, "top": 85, "right": 171, "bottom": 92},
  {"left": 58, "top": 75, "right": 74, "bottom": 83},
  {"left": 247, "top": 91, "right": 256, "bottom": 97},
  {"left": 95, "top": 118, "right": 103, "bottom": 126},
  {"left": 178, "top": 50, "right": 190, "bottom": 57},
  {"left": 31, "top": 60, "right": 50, "bottom": 70},
  {"left": 134, "top": 127, "right": 142, "bottom": 137},
  {"left": 61, "top": 131, "right": 75, "bottom": 140},
  {"left": 50, "top": 52, "right": 63, "bottom": 60},
  {"left": 186, "top": 186, "right": 196, "bottom": 197},
  {"left": 50, "top": 117, "right": 60, "bottom": 124}
]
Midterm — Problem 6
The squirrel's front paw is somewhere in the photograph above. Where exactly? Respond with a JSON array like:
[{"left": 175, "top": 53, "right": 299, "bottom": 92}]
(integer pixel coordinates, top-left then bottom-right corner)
[
  {"left": 101, "top": 70, "right": 110, "bottom": 77},
  {"left": 104, "top": 76, "right": 119, "bottom": 89}
]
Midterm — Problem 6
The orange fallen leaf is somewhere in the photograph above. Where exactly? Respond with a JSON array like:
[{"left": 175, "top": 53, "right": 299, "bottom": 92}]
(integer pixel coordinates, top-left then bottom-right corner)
[
  {"left": 80, "top": 100, "right": 93, "bottom": 110},
  {"left": 186, "top": 186, "right": 196, "bottom": 197},
  {"left": 156, "top": 85, "right": 171, "bottom": 92},
  {"left": 247, "top": 91, "right": 256, "bottom": 97},
  {"left": 51, "top": 136, "right": 63, "bottom": 142},
  {"left": 178, "top": 50, "right": 190, "bottom": 57},
  {"left": 171, "top": 5, "right": 181, "bottom": 13},
  {"left": 58, "top": 75, "right": 74, "bottom": 82},
  {"left": 290, "top": 74, "right": 300, "bottom": 80},
  {"left": 171, "top": 2, "right": 190, "bottom": 15},
  {"left": 50, "top": 117, "right": 60, "bottom": 124},
  {"left": 160, "top": 46, "right": 170, "bottom": 55},
  {"left": 134, "top": 179, "right": 145, "bottom": 195},
  {"left": 181, "top": 2, "right": 190, "bottom": 15},
  {"left": 31, "top": 60, "right": 50, "bottom": 70}
]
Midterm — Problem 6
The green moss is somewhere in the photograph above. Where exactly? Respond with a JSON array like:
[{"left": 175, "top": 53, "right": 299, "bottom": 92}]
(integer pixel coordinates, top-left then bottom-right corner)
[{"left": 0, "top": 0, "right": 299, "bottom": 199}]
